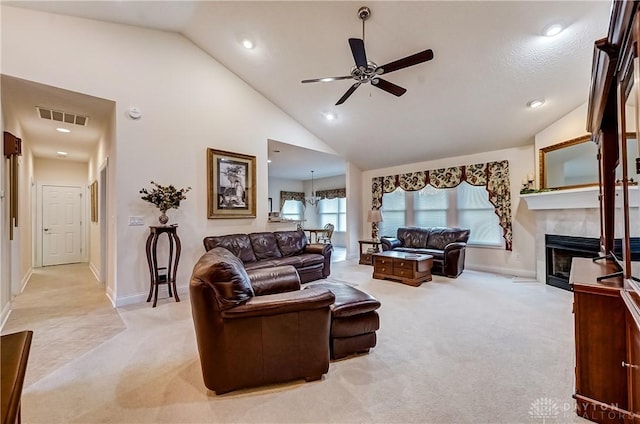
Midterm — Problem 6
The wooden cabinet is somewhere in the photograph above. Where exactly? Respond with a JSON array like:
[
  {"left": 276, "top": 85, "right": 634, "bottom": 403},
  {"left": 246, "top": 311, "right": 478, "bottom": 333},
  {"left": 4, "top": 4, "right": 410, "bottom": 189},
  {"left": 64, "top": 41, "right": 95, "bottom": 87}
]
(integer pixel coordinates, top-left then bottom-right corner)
[
  {"left": 584, "top": 1, "right": 640, "bottom": 421},
  {"left": 622, "top": 288, "right": 640, "bottom": 420},
  {"left": 572, "top": 258, "right": 628, "bottom": 423}
]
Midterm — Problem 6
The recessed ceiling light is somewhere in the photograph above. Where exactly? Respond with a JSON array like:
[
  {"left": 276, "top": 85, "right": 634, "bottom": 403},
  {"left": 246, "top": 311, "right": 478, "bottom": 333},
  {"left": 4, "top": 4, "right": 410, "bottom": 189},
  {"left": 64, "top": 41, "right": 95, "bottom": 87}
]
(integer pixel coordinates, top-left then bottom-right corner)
[
  {"left": 324, "top": 112, "right": 337, "bottom": 121},
  {"left": 527, "top": 99, "right": 545, "bottom": 109},
  {"left": 544, "top": 24, "right": 563, "bottom": 37},
  {"left": 56, "top": 151, "right": 68, "bottom": 156},
  {"left": 56, "top": 127, "right": 71, "bottom": 133},
  {"left": 242, "top": 39, "right": 255, "bottom": 49}
]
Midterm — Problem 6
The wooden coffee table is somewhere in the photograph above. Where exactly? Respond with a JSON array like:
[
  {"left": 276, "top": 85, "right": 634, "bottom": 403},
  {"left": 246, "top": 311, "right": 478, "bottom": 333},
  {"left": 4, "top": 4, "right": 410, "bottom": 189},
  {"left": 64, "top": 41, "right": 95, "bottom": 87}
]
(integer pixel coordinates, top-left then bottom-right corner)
[{"left": 372, "top": 251, "right": 433, "bottom": 287}]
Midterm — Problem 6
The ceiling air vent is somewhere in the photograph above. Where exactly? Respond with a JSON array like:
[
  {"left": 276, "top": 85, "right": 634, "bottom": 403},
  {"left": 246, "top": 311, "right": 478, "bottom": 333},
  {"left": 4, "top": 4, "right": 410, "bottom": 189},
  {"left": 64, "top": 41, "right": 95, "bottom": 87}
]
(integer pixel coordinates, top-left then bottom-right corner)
[{"left": 36, "top": 107, "right": 89, "bottom": 127}]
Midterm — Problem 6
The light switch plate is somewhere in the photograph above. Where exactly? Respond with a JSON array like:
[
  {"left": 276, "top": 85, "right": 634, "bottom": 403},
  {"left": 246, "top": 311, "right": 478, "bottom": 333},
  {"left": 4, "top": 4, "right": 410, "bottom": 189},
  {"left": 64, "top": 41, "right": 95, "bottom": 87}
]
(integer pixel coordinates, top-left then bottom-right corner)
[{"left": 129, "top": 216, "right": 144, "bottom": 226}]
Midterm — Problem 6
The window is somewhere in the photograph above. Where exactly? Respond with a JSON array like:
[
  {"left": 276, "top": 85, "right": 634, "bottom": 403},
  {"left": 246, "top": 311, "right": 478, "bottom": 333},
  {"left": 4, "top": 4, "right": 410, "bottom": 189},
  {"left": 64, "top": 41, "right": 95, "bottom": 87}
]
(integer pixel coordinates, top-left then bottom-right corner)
[
  {"left": 379, "top": 188, "right": 406, "bottom": 238},
  {"left": 378, "top": 183, "right": 503, "bottom": 247},
  {"left": 281, "top": 200, "right": 303, "bottom": 221},
  {"left": 456, "top": 183, "right": 503, "bottom": 246},
  {"left": 318, "top": 197, "right": 347, "bottom": 231},
  {"left": 413, "top": 185, "right": 447, "bottom": 228}
]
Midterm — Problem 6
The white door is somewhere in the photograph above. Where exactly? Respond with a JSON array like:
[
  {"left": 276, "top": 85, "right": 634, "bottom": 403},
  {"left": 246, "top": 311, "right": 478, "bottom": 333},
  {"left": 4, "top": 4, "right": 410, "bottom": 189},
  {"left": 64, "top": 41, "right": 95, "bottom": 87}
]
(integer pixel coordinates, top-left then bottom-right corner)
[{"left": 43, "top": 185, "right": 83, "bottom": 266}]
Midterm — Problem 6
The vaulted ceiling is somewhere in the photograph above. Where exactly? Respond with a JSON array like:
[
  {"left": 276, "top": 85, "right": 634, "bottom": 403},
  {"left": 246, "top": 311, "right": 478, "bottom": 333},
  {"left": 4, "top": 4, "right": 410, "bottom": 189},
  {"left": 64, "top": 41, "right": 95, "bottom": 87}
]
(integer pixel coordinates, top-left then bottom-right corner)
[{"left": 3, "top": 1, "right": 611, "bottom": 174}]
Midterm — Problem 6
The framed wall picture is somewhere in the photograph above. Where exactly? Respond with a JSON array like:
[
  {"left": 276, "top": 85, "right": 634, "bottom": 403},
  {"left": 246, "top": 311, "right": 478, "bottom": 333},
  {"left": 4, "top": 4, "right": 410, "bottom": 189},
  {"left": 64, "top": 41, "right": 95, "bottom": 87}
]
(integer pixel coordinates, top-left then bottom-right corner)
[
  {"left": 207, "top": 148, "right": 256, "bottom": 218},
  {"left": 90, "top": 180, "right": 98, "bottom": 222}
]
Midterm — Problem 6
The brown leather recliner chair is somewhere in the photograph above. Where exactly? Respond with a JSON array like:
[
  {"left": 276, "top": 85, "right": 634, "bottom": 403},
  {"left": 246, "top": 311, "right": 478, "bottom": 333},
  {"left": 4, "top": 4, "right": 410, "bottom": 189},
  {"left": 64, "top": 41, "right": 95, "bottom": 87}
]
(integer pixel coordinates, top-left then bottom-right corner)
[{"left": 190, "top": 247, "right": 335, "bottom": 394}]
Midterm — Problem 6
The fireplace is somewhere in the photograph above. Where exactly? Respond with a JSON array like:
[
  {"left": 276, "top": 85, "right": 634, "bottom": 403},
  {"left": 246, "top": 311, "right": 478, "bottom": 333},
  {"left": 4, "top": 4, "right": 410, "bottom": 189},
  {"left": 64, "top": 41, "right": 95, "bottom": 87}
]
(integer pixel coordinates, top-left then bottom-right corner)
[{"left": 545, "top": 235, "right": 600, "bottom": 291}]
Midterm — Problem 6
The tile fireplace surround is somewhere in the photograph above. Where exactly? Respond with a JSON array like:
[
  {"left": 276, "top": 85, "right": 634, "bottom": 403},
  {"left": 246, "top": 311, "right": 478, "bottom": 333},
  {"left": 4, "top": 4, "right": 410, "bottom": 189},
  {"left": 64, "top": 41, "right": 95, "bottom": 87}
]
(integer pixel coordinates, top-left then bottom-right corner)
[{"left": 521, "top": 186, "right": 639, "bottom": 284}]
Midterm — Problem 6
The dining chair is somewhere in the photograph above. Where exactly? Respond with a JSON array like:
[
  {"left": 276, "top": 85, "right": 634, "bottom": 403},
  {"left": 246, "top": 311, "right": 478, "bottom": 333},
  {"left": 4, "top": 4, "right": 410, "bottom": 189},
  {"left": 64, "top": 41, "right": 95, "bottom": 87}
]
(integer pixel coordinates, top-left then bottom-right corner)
[{"left": 317, "top": 223, "right": 334, "bottom": 244}]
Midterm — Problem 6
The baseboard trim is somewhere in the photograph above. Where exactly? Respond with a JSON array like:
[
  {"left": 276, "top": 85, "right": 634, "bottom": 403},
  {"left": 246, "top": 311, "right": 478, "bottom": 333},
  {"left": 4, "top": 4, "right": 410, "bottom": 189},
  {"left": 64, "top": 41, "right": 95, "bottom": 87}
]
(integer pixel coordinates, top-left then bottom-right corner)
[
  {"left": 0, "top": 301, "right": 12, "bottom": 331},
  {"left": 88, "top": 262, "right": 101, "bottom": 283},
  {"left": 20, "top": 268, "right": 32, "bottom": 294},
  {"left": 113, "top": 284, "right": 189, "bottom": 308},
  {"left": 467, "top": 264, "right": 537, "bottom": 280}
]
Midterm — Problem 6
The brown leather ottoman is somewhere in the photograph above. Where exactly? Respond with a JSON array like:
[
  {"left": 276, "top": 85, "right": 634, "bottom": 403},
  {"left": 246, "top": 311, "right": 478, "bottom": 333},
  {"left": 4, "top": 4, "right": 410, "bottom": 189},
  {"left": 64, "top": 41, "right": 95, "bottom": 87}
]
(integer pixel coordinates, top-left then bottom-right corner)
[{"left": 308, "top": 283, "right": 381, "bottom": 359}]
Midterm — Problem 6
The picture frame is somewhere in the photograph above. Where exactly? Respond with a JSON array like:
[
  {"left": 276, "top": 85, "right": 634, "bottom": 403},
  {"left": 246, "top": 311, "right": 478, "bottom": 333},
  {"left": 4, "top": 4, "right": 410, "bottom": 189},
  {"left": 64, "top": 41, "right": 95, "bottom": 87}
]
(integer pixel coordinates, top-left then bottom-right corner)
[
  {"left": 207, "top": 148, "right": 256, "bottom": 218},
  {"left": 90, "top": 180, "right": 98, "bottom": 222}
]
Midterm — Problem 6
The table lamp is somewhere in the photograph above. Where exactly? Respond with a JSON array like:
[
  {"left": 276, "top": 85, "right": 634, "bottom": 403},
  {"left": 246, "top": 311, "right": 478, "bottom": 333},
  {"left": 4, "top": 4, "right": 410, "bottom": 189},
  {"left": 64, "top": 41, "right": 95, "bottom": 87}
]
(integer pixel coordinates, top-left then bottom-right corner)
[{"left": 367, "top": 209, "right": 383, "bottom": 241}]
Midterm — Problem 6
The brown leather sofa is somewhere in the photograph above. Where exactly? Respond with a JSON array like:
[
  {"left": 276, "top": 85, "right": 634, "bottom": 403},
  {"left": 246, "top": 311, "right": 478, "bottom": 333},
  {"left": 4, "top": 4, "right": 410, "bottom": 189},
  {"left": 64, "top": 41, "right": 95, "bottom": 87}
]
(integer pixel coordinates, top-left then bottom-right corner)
[
  {"left": 203, "top": 230, "right": 332, "bottom": 283},
  {"left": 381, "top": 226, "right": 470, "bottom": 278},
  {"left": 190, "top": 247, "right": 335, "bottom": 394}
]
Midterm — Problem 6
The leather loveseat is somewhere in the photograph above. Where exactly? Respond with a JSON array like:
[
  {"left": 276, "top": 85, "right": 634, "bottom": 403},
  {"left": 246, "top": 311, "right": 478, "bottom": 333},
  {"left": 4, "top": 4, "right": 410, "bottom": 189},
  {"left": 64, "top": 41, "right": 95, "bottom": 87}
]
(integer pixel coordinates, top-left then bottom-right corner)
[
  {"left": 381, "top": 227, "right": 470, "bottom": 278},
  {"left": 190, "top": 247, "right": 335, "bottom": 394},
  {"left": 203, "top": 230, "right": 332, "bottom": 283}
]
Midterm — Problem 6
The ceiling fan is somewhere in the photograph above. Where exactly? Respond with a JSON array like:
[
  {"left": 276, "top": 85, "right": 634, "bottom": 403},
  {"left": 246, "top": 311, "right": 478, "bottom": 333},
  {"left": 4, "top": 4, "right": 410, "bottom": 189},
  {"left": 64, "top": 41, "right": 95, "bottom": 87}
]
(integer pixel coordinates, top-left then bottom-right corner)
[{"left": 302, "top": 6, "right": 434, "bottom": 105}]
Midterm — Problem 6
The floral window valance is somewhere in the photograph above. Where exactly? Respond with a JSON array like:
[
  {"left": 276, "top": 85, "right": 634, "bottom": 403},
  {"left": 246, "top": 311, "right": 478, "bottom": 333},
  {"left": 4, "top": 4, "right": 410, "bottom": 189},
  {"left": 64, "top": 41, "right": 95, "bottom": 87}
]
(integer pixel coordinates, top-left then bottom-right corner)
[
  {"left": 316, "top": 188, "right": 346, "bottom": 200},
  {"left": 280, "top": 191, "right": 305, "bottom": 210},
  {"left": 371, "top": 160, "right": 512, "bottom": 250}
]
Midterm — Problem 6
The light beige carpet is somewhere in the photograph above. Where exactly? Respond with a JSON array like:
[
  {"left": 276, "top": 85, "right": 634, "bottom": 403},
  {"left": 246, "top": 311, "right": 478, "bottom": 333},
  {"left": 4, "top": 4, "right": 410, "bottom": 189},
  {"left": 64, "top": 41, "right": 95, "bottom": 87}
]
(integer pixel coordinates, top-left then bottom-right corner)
[{"left": 4, "top": 260, "right": 589, "bottom": 423}]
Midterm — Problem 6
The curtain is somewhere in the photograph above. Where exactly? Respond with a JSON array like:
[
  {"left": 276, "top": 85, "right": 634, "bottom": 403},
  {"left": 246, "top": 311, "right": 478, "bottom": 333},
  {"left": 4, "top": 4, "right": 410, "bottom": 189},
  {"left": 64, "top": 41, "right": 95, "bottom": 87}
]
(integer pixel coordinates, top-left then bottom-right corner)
[
  {"left": 371, "top": 160, "right": 512, "bottom": 250},
  {"left": 316, "top": 188, "right": 346, "bottom": 200},
  {"left": 280, "top": 191, "right": 305, "bottom": 210}
]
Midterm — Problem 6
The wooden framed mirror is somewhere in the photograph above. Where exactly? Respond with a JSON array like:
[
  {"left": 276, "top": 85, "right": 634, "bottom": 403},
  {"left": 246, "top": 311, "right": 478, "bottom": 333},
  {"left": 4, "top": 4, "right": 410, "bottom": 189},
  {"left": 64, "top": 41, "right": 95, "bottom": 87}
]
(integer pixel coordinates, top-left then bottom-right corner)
[{"left": 539, "top": 134, "right": 598, "bottom": 189}]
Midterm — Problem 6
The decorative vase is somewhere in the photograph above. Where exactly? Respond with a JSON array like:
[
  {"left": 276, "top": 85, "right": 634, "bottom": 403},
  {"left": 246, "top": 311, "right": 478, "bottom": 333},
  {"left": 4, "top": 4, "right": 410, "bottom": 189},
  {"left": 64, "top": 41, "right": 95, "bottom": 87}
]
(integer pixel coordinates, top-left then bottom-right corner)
[{"left": 159, "top": 211, "right": 169, "bottom": 225}]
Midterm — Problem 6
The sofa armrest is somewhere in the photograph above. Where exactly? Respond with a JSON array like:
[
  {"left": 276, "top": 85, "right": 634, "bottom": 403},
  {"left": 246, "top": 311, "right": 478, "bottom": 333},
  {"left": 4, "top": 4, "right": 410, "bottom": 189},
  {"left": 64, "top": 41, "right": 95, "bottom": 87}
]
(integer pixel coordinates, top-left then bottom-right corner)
[
  {"left": 304, "top": 243, "right": 333, "bottom": 255},
  {"left": 221, "top": 287, "right": 335, "bottom": 319},
  {"left": 381, "top": 237, "right": 402, "bottom": 251},
  {"left": 247, "top": 265, "right": 301, "bottom": 296},
  {"left": 444, "top": 241, "right": 467, "bottom": 253}
]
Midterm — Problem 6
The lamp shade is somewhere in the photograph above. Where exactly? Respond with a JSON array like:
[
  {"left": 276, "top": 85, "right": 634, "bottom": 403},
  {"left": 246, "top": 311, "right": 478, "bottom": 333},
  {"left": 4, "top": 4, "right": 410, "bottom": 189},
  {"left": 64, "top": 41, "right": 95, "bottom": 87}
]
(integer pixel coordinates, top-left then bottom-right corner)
[{"left": 367, "top": 209, "right": 383, "bottom": 223}]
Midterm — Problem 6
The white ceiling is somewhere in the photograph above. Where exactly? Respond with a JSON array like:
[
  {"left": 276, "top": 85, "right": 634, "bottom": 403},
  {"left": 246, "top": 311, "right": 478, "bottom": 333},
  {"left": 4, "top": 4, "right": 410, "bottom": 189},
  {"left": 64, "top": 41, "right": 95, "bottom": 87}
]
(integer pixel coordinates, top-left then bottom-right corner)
[{"left": 3, "top": 1, "right": 612, "bottom": 176}]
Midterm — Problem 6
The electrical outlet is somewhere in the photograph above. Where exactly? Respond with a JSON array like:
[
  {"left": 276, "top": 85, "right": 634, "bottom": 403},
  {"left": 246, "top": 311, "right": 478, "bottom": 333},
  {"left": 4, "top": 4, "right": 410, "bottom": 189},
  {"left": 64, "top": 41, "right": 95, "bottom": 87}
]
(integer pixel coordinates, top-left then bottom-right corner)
[{"left": 129, "top": 216, "right": 144, "bottom": 226}]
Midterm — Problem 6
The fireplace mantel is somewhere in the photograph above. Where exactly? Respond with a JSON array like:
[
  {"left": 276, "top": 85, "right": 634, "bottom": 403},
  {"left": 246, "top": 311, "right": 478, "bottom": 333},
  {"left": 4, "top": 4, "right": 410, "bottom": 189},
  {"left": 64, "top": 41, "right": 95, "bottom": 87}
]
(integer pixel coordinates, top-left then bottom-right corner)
[{"left": 521, "top": 186, "right": 639, "bottom": 210}]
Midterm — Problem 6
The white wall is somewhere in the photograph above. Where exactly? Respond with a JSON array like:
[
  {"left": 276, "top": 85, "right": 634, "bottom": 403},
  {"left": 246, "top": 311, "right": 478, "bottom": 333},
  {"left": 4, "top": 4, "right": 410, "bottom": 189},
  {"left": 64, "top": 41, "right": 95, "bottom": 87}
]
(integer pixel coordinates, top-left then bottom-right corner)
[
  {"left": 1, "top": 6, "right": 335, "bottom": 306},
  {"left": 362, "top": 145, "right": 536, "bottom": 278},
  {"left": 0, "top": 114, "right": 34, "bottom": 327},
  {"left": 345, "top": 162, "right": 363, "bottom": 260}
]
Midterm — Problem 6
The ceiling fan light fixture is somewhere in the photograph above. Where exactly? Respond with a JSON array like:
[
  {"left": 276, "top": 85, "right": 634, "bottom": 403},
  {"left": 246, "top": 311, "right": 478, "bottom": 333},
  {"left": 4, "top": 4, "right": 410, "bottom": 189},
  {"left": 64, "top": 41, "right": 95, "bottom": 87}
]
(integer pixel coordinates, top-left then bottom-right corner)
[
  {"left": 527, "top": 99, "right": 545, "bottom": 108},
  {"left": 544, "top": 23, "right": 564, "bottom": 37}
]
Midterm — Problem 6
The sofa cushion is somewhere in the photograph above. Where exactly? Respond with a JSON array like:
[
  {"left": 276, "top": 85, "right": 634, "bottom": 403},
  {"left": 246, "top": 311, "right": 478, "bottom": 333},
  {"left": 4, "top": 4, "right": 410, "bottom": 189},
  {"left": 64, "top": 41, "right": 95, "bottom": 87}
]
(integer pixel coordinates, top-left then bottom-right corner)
[
  {"left": 426, "top": 227, "right": 470, "bottom": 250},
  {"left": 394, "top": 247, "right": 444, "bottom": 261},
  {"left": 397, "top": 227, "right": 431, "bottom": 248},
  {"left": 297, "top": 253, "right": 326, "bottom": 268},
  {"left": 274, "top": 230, "right": 308, "bottom": 257},
  {"left": 249, "top": 232, "right": 283, "bottom": 260},
  {"left": 195, "top": 247, "right": 255, "bottom": 310},
  {"left": 270, "top": 256, "right": 304, "bottom": 268},
  {"left": 203, "top": 234, "right": 257, "bottom": 263}
]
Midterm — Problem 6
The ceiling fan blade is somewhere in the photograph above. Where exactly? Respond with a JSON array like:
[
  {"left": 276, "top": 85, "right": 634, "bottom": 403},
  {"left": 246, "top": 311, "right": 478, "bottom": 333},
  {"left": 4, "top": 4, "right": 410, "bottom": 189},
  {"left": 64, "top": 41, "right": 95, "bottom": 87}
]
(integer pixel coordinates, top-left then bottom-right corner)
[
  {"left": 336, "top": 83, "right": 360, "bottom": 105},
  {"left": 372, "top": 78, "right": 407, "bottom": 97},
  {"left": 301, "top": 76, "right": 353, "bottom": 83},
  {"left": 348, "top": 38, "right": 368, "bottom": 69},
  {"left": 378, "top": 49, "right": 434, "bottom": 75}
]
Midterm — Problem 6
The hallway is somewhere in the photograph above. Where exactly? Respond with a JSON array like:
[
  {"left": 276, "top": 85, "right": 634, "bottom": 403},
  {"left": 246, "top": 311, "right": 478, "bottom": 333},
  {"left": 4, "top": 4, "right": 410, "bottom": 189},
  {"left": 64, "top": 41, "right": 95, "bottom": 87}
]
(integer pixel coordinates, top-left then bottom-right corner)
[{"left": 1, "top": 263, "right": 124, "bottom": 387}]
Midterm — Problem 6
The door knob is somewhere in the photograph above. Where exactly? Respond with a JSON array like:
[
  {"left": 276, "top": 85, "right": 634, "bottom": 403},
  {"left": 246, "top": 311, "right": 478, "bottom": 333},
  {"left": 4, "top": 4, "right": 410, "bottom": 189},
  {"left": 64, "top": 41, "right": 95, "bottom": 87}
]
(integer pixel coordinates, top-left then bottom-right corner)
[
  {"left": 44, "top": 228, "right": 49, "bottom": 232},
  {"left": 622, "top": 361, "right": 638, "bottom": 368}
]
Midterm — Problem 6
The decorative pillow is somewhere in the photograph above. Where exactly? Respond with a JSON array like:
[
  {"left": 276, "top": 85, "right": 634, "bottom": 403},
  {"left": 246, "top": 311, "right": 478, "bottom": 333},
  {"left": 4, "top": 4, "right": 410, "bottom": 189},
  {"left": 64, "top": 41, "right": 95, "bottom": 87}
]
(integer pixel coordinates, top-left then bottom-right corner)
[{"left": 274, "top": 230, "right": 308, "bottom": 256}]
